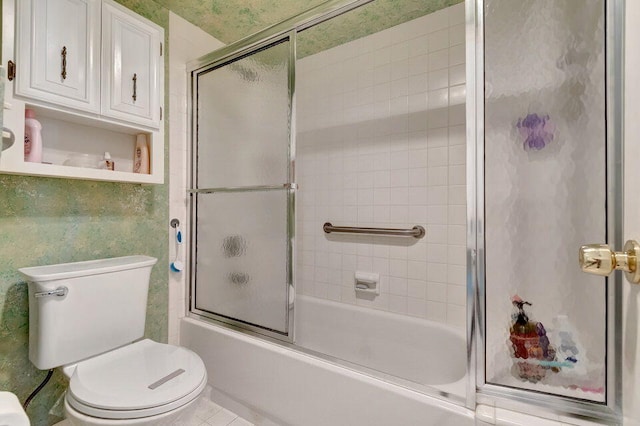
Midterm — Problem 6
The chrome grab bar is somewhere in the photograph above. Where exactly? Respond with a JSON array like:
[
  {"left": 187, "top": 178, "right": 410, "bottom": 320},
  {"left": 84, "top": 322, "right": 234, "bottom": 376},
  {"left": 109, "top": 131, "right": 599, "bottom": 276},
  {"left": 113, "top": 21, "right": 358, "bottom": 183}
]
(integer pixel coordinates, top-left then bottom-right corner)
[
  {"left": 34, "top": 286, "right": 68, "bottom": 298},
  {"left": 188, "top": 183, "right": 297, "bottom": 194},
  {"left": 323, "top": 222, "right": 426, "bottom": 239}
]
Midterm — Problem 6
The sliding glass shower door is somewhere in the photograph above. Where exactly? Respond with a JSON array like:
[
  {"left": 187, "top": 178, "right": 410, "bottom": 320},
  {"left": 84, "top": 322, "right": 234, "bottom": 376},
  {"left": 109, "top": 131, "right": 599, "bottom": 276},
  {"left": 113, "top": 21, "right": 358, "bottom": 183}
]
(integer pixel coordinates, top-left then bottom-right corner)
[{"left": 190, "top": 37, "right": 295, "bottom": 339}]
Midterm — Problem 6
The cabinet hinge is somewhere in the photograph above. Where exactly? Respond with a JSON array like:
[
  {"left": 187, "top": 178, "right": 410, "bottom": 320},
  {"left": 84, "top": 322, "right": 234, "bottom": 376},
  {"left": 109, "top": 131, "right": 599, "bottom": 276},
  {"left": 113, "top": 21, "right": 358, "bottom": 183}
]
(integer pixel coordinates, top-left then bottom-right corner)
[
  {"left": 160, "top": 43, "right": 163, "bottom": 56},
  {"left": 7, "top": 60, "right": 16, "bottom": 81},
  {"left": 160, "top": 107, "right": 163, "bottom": 120}
]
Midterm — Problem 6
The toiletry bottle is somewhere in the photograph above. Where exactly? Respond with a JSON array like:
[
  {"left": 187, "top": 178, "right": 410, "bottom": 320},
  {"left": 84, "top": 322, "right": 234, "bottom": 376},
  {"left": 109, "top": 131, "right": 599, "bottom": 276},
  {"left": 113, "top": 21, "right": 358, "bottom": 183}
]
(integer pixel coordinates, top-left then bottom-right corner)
[
  {"left": 133, "top": 134, "right": 149, "bottom": 174},
  {"left": 509, "top": 295, "right": 537, "bottom": 359},
  {"left": 102, "top": 152, "right": 115, "bottom": 171},
  {"left": 552, "top": 315, "right": 587, "bottom": 377},
  {"left": 24, "top": 109, "right": 43, "bottom": 163}
]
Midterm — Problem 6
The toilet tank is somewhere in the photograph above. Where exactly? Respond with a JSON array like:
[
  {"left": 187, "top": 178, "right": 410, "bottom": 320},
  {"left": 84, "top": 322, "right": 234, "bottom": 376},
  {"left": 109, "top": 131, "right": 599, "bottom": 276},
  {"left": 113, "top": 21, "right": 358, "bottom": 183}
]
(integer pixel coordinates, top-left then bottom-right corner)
[{"left": 19, "top": 255, "right": 158, "bottom": 370}]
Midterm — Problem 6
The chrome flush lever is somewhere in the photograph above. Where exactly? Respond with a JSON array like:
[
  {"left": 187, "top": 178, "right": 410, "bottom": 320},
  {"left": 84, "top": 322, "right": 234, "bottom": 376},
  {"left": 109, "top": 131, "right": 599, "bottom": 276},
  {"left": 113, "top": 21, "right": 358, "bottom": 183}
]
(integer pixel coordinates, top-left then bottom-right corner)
[
  {"left": 578, "top": 240, "right": 640, "bottom": 284},
  {"left": 34, "top": 286, "right": 68, "bottom": 298}
]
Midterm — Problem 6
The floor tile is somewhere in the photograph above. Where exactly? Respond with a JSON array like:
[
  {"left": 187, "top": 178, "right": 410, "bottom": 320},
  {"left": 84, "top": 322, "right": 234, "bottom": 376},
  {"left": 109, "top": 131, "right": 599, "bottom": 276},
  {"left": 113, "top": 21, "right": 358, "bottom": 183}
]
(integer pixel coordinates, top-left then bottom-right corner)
[
  {"left": 206, "top": 408, "right": 239, "bottom": 425},
  {"left": 229, "top": 417, "right": 254, "bottom": 426},
  {"left": 193, "top": 397, "right": 224, "bottom": 421}
]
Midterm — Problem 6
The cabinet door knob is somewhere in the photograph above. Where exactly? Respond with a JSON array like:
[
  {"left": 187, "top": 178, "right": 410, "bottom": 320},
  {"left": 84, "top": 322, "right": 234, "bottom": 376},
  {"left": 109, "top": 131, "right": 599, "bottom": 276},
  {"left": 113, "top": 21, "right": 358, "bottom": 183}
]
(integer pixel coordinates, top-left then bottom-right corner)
[
  {"left": 61, "top": 46, "right": 67, "bottom": 80},
  {"left": 132, "top": 73, "right": 137, "bottom": 102},
  {"left": 579, "top": 240, "right": 640, "bottom": 284}
]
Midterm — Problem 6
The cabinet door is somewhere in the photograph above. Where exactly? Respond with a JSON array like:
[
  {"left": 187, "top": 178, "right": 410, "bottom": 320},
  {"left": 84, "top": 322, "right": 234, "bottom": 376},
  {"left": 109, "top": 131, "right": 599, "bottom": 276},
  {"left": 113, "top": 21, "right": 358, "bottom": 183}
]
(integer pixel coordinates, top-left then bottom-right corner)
[
  {"left": 16, "top": 0, "right": 100, "bottom": 112},
  {"left": 101, "top": 0, "right": 162, "bottom": 128}
]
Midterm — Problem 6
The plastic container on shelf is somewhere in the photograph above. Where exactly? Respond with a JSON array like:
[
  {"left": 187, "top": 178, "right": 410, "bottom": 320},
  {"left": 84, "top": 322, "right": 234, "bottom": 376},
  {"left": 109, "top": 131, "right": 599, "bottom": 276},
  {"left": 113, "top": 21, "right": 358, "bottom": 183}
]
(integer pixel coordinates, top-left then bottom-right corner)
[
  {"left": 102, "top": 152, "right": 115, "bottom": 171},
  {"left": 133, "top": 134, "right": 149, "bottom": 174},
  {"left": 24, "top": 108, "right": 43, "bottom": 163}
]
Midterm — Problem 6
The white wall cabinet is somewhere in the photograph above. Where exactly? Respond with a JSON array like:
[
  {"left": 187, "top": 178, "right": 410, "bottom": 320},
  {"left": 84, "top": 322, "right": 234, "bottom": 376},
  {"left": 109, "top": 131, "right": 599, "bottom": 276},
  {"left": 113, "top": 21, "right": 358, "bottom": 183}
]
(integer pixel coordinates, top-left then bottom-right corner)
[
  {"left": 16, "top": 0, "right": 101, "bottom": 113},
  {"left": 102, "top": 1, "right": 161, "bottom": 127},
  {"left": 16, "top": 0, "right": 162, "bottom": 130},
  {"left": 1, "top": 0, "right": 165, "bottom": 184}
]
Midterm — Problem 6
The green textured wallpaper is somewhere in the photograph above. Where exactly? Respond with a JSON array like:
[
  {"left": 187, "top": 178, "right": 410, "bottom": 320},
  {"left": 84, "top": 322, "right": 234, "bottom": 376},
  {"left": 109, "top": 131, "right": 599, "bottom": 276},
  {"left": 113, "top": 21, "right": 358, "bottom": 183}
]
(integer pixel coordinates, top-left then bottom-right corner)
[
  {"left": 297, "top": 0, "right": 464, "bottom": 57},
  {"left": 163, "top": 0, "right": 463, "bottom": 56},
  {"left": 0, "top": 2, "right": 170, "bottom": 425},
  {"left": 157, "top": 0, "right": 318, "bottom": 43}
]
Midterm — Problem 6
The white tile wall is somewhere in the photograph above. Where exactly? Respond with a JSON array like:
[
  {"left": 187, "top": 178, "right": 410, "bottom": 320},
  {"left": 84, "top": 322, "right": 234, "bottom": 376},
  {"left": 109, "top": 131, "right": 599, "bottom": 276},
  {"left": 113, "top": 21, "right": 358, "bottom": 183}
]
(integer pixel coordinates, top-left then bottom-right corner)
[
  {"left": 296, "top": 3, "right": 466, "bottom": 327},
  {"left": 168, "top": 13, "right": 225, "bottom": 345}
]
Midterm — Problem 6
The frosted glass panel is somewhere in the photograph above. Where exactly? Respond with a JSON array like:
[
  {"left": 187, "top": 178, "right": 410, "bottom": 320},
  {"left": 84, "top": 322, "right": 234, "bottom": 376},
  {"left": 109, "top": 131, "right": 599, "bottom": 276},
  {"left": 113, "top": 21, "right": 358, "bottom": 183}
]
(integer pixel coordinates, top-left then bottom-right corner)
[
  {"left": 196, "top": 40, "right": 291, "bottom": 188},
  {"left": 484, "top": 1, "right": 607, "bottom": 402},
  {"left": 195, "top": 191, "right": 290, "bottom": 333}
]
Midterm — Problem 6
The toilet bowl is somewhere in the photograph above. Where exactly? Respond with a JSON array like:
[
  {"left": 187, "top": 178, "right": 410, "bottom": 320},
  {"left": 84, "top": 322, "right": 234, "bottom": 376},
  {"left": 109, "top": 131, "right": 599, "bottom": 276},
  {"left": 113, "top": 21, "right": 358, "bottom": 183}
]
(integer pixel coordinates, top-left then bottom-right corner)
[
  {"left": 62, "top": 340, "right": 206, "bottom": 425},
  {"left": 19, "top": 256, "right": 207, "bottom": 426}
]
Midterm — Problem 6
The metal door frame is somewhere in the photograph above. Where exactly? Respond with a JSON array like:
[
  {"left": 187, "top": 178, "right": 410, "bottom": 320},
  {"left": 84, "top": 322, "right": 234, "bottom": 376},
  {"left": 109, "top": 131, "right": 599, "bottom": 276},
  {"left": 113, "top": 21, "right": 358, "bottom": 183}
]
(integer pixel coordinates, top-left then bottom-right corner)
[
  {"left": 187, "top": 33, "right": 297, "bottom": 342},
  {"left": 468, "top": 0, "right": 624, "bottom": 421},
  {"left": 185, "top": 0, "right": 379, "bottom": 343}
]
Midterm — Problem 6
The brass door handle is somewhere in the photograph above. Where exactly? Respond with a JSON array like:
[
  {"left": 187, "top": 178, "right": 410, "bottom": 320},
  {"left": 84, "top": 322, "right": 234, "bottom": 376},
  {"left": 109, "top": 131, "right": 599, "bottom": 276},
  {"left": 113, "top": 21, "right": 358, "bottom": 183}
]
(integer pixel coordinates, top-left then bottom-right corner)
[{"left": 578, "top": 240, "right": 640, "bottom": 284}]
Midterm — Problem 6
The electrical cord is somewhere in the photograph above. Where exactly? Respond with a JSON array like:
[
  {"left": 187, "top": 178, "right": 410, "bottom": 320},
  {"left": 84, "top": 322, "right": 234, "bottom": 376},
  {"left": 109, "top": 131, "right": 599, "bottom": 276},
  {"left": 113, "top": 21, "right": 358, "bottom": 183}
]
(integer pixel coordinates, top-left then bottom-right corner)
[{"left": 22, "top": 369, "right": 54, "bottom": 410}]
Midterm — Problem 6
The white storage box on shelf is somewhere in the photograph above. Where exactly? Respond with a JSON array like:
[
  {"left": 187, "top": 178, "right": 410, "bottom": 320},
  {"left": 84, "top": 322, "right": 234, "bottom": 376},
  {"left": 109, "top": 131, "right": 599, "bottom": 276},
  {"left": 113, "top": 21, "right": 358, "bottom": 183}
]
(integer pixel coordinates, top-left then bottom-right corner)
[{"left": 0, "top": 0, "right": 164, "bottom": 184}]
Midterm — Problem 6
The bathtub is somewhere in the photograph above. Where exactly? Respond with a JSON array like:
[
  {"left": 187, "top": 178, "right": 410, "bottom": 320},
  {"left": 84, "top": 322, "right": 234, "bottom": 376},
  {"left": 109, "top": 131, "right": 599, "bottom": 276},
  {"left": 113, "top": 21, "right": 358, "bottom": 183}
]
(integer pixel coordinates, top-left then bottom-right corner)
[
  {"left": 295, "top": 295, "right": 467, "bottom": 396},
  {"left": 181, "top": 295, "right": 473, "bottom": 426}
]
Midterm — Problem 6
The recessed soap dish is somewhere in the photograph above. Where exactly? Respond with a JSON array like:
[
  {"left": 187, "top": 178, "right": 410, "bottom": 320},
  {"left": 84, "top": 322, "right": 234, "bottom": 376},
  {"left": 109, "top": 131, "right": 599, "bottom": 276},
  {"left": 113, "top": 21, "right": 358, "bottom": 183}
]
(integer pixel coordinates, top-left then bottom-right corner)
[{"left": 354, "top": 271, "right": 379, "bottom": 295}]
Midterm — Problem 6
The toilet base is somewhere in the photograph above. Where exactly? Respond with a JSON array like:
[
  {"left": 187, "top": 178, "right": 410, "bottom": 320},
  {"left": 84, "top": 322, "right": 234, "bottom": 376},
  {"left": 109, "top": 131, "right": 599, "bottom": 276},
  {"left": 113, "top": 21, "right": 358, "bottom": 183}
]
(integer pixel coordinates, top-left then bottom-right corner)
[{"left": 63, "top": 393, "right": 201, "bottom": 426}]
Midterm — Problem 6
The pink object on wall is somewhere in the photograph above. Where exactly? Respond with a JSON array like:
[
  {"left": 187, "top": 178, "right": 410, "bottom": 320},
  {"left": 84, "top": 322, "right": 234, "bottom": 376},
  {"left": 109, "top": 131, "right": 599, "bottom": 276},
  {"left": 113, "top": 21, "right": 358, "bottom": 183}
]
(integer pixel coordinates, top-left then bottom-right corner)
[{"left": 24, "top": 109, "right": 43, "bottom": 163}]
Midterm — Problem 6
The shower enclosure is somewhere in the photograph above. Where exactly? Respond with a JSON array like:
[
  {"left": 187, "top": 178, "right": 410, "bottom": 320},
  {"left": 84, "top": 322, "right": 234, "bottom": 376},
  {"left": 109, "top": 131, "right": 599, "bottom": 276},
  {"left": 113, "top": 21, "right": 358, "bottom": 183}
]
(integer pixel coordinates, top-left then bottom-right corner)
[
  {"left": 190, "top": 37, "right": 295, "bottom": 338},
  {"left": 186, "top": 0, "right": 623, "bottom": 422}
]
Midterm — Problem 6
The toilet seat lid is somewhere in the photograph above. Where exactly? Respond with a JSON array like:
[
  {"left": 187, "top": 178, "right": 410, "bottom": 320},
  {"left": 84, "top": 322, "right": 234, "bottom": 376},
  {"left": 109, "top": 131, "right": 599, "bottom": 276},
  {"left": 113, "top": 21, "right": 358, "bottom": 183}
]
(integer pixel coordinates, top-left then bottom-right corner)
[{"left": 69, "top": 339, "right": 206, "bottom": 411}]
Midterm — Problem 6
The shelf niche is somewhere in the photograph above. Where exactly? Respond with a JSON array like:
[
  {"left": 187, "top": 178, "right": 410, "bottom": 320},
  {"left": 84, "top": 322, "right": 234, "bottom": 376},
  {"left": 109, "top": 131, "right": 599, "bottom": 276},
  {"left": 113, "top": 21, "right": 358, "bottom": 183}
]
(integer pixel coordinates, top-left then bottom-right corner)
[{"left": 0, "top": 103, "right": 162, "bottom": 184}]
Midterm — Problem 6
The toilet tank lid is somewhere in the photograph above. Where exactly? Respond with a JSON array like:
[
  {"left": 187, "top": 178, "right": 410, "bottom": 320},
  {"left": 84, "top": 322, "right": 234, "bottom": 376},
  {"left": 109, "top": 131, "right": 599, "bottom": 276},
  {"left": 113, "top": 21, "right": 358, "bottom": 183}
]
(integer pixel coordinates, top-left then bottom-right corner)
[{"left": 19, "top": 255, "right": 158, "bottom": 282}]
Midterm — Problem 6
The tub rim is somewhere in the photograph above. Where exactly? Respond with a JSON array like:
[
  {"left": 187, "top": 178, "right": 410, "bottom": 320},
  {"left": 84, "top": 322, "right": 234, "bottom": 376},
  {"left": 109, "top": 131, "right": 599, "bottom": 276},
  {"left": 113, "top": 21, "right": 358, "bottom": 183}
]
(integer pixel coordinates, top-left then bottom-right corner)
[{"left": 184, "top": 297, "right": 468, "bottom": 408}]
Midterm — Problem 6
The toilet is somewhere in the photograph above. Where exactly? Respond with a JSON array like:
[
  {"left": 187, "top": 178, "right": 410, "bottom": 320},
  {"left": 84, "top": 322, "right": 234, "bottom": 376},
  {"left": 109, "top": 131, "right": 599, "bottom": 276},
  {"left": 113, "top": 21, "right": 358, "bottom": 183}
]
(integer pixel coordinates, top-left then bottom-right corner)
[{"left": 19, "top": 255, "right": 207, "bottom": 426}]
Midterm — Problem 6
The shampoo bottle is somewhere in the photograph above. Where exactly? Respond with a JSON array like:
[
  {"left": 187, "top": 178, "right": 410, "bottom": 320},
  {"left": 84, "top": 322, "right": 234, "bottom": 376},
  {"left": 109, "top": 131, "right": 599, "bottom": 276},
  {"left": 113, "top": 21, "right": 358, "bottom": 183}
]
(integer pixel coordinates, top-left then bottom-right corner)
[
  {"left": 133, "top": 134, "right": 149, "bottom": 174},
  {"left": 24, "top": 109, "right": 43, "bottom": 163}
]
